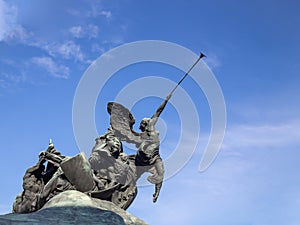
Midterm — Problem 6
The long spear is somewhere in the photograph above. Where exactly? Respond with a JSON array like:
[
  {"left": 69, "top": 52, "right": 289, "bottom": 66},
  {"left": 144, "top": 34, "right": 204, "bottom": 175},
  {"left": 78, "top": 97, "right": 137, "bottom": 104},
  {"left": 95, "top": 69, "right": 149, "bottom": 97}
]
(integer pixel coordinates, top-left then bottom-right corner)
[
  {"left": 169, "top": 52, "right": 206, "bottom": 95},
  {"left": 150, "top": 53, "right": 206, "bottom": 202},
  {"left": 152, "top": 53, "right": 206, "bottom": 118}
]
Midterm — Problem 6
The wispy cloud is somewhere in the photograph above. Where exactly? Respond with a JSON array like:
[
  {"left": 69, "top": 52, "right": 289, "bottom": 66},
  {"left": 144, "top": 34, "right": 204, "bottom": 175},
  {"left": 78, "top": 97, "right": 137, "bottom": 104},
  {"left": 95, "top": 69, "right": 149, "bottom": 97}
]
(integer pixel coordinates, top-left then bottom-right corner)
[
  {"left": 86, "top": 24, "right": 99, "bottom": 38},
  {"left": 91, "top": 43, "right": 105, "bottom": 54},
  {"left": 223, "top": 120, "right": 300, "bottom": 150},
  {"left": 69, "top": 26, "right": 84, "bottom": 38},
  {"left": 99, "top": 10, "right": 112, "bottom": 19},
  {"left": 0, "top": 60, "right": 28, "bottom": 88},
  {"left": 131, "top": 117, "right": 300, "bottom": 224},
  {"left": 67, "top": 2, "right": 112, "bottom": 20},
  {"left": 69, "top": 24, "right": 99, "bottom": 39},
  {"left": 0, "top": 0, "right": 30, "bottom": 42},
  {"left": 56, "top": 41, "right": 85, "bottom": 62},
  {"left": 0, "top": 0, "right": 16, "bottom": 41},
  {"left": 34, "top": 41, "right": 86, "bottom": 63},
  {"left": 31, "top": 57, "right": 70, "bottom": 79},
  {"left": 102, "top": 36, "right": 125, "bottom": 47},
  {"left": 205, "top": 52, "right": 222, "bottom": 69},
  {"left": 1, "top": 71, "right": 27, "bottom": 83},
  {"left": 89, "top": 2, "right": 112, "bottom": 19},
  {"left": 0, "top": 1, "right": 127, "bottom": 90}
]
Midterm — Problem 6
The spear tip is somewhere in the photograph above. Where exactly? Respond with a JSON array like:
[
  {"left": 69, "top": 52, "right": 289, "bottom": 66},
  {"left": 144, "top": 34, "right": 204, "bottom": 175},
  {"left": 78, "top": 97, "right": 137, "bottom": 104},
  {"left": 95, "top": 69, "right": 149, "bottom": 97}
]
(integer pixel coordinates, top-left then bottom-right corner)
[{"left": 200, "top": 52, "right": 206, "bottom": 59}]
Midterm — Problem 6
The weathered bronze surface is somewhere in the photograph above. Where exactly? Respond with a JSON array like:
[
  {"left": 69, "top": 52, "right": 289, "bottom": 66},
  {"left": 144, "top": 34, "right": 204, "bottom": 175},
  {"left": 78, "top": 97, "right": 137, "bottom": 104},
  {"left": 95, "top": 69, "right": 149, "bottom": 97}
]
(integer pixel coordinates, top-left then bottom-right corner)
[{"left": 13, "top": 95, "right": 170, "bottom": 213}]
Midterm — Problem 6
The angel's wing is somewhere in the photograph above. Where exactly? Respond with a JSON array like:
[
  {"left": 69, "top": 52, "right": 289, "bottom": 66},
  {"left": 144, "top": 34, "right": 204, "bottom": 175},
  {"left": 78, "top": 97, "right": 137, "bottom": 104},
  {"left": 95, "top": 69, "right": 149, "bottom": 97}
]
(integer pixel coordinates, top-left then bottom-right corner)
[{"left": 107, "top": 102, "right": 142, "bottom": 144}]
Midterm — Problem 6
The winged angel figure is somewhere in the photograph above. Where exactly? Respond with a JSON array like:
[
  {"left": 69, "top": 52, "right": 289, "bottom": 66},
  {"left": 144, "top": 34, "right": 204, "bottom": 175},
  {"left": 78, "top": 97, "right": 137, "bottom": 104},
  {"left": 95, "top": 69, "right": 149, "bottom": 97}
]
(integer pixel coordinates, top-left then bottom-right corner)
[
  {"left": 106, "top": 94, "right": 172, "bottom": 203},
  {"left": 91, "top": 54, "right": 205, "bottom": 205}
]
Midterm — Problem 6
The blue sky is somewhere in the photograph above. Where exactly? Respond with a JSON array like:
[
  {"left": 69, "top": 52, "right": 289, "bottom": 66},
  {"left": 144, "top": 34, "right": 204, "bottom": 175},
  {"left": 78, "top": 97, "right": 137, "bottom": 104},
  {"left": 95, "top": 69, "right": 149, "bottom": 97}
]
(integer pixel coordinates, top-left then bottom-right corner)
[{"left": 1, "top": 0, "right": 300, "bottom": 224}]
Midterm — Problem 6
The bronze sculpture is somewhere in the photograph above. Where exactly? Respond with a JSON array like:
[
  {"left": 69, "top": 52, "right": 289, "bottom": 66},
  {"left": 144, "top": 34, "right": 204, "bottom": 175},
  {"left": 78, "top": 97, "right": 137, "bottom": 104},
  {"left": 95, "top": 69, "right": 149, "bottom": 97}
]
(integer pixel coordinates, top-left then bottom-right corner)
[
  {"left": 13, "top": 53, "right": 206, "bottom": 213},
  {"left": 13, "top": 95, "right": 171, "bottom": 212},
  {"left": 106, "top": 94, "right": 171, "bottom": 203}
]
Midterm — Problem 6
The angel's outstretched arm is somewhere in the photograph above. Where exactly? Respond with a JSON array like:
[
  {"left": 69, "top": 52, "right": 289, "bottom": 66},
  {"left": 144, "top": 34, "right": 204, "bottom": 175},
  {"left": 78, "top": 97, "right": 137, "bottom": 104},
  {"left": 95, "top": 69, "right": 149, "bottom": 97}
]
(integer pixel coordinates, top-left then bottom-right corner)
[{"left": 151, "top": 94, "right": 172, "bottom": 125}]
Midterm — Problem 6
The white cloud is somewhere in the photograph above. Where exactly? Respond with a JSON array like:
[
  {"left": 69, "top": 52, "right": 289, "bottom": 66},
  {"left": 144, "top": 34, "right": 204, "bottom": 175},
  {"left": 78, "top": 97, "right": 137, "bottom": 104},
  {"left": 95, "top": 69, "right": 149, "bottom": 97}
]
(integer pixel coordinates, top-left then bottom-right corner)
[
  {"left": 69, "top": 24, "right": 99, "bottom": 39},
  {"left": 87, "top": 24, "right": 99, "bottom": 38},
  {"left": 223, "top": 120, "right": 300, "bottom": 150},
  {"left": 0, "top": 0, "right": 16, "bottom": 40},
  {"left": 205, "top": 53, "right": 221, "bottom": 69},
  {"left": 0, "top": 60, "right": 27, "bottom": 86},
  {"left": 35, "top": 41, "right": 85, "bottom": 63},
  {"left": 69, "top": 26, "right": 84, "bottom": 38},
  {"left": 1, "top": 71, "right": 27, "bottom": 83},
  {"left": 130, "top": 117, "right": 300, "bottom": 224},
  {"left": 99, "top": 10, "right": 112, "bottom": 19},
  {"left": 91, "top": 43, "right": 104, "bottom": 53},
  {"left": 0, "top": 0, "right": 29, "bottom": 42},
  {"left": 4, "top": 25, "right": 30, "bottom": 42},
  {"left": 102, "top": 36, "right": 124, "bottom": 47},
  {"left": 89, "top": 2, "right": 112, "bottom": 19},
  {"left": 68, "top": 2, "right": 112, "bottom": 20},
  {"left": 57, "top": 41, "right": 84, "bottom": 62},
  {"left": 31, "top": 57, "right": 70, "bottom": 79},
  {"left": 0, "top": 0, "right": 127, "bottom": 89}
]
